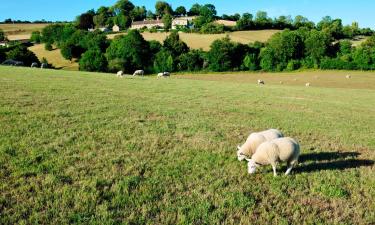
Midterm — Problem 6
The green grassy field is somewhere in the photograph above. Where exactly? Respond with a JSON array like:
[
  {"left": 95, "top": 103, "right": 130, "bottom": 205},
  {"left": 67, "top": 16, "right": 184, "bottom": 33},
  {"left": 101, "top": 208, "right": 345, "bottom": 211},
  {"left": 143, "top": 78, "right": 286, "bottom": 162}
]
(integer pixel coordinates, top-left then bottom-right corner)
[{"left": 0, "top": 66, "right": 374, "bottom": 224}]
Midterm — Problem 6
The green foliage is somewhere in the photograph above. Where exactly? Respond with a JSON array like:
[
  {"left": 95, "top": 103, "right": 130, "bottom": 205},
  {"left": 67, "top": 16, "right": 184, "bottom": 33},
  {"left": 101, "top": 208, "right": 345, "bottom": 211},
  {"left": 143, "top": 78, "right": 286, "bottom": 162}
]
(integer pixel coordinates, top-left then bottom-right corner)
[
  {"left": 174, "top": 6, "right": 187, "bottom": 16},
  {"left": 200, "top": 23, "right": 225, "bottom": 34},
  {"left": 76, "top": 11, "right": 95, "bottom": 30},
  {"left": 163, "top": 32, "right": 189, "bottom": 58},
  {"left": 106, "top": 30, "right": 150, "bottom": 73},
  {"left": 193, "top": 4, "right": 217, "bottom": 29},
  {"left": 304, "top": 30, "right": 331, "bottom": 65},
  {"left": 162, "top": 14, "right": 173, "bottom": 31},
  {"left": 236, "top": 13, "right": 254, "bottom": 30},
  {"left": 153, "top": 49, "right": 174, "bottom": 72},
  {"left": 179, "top": 50, "right": 205, "bottom": 71},
  {"left": 30, "top": 31, "right": 42, "bottom": 43},
  {"left": 44, "top": 42, "right": 53, "bottom": 51},
  {"left": 0, "top": 29, "right": 6, "bottom": 42},
  {"left": 79, "top": 48, "right": 108, "bottom": 72},
  {"left": 242, "top": 53, "right": 258, "bottom": 71},
  {"left": 155, "top": 1, "right": 173, "bottom": 17},
  {"left": 5, "top": 45, "right": 39, "bottom": 66}
]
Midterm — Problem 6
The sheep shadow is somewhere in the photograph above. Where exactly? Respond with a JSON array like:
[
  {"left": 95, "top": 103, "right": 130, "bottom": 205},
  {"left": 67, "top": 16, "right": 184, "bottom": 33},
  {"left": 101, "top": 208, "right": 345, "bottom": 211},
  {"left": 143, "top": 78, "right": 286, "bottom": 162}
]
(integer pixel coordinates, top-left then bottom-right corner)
[{"left": 295, "top": 151, "right": 374, "bottom": 173}]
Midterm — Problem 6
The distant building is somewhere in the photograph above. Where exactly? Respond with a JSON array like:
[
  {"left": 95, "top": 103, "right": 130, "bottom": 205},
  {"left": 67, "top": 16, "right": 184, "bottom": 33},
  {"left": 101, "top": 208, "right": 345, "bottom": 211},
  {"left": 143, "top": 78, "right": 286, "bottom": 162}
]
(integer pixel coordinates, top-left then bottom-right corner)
[
  {"left": 131, "top": 19, "right": 164, "bottom": 30},
  {"left": 88, "top": 27, "right": 110, "bottom": 32},
  {"left": 112, "top": 25, "right": 120, "bottom": 32},
  {"left": 172, "top": 16, "right": 196, "bottom": 29}
]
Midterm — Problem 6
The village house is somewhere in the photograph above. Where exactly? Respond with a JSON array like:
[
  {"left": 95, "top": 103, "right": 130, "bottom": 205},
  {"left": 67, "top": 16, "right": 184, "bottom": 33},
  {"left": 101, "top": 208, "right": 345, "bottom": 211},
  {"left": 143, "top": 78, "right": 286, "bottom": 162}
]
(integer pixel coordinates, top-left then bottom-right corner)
[
  {"left": 172, "top": 16, "right": 195, "bottom": 29},
  {"left": 131, "top": 18, "right": 164, "bottom": 30}
]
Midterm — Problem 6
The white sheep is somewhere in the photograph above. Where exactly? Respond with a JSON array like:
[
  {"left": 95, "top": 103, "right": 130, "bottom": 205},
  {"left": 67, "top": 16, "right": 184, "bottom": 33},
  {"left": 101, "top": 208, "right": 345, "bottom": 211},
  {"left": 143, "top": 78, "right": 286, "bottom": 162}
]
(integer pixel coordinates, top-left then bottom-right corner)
[
  {"left": 133, "top": 70, "right": 144, "bottom": 76},
  {"left": 237, "top": 129, "right": 284, "bottom": 161},
  {"left": 117, "top": 71, "right": 124, "bottom": 77},
  {"left": 246, "top": 137, "right": 300, "bottom": 176},
  {"left": 157, "top": 72, "right": 170, "bottom": 78},
  {"left": 346, "top": 75, "right": 351, "bottom": 79},
  {"left": 305, "top": 83, "right": 310, "bottom": 87},
  {"left": 258, "top": 79, "right": 265, "bottom": 85}
]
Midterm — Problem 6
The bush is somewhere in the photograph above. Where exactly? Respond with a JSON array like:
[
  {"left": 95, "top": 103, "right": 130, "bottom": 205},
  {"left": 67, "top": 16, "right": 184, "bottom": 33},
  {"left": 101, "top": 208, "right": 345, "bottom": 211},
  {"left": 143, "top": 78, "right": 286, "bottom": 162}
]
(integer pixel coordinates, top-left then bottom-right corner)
[
  {"left": 45, "top": 42, "right": 53, "bottom": 51},
  {"left": 154, "top": 49, "right": 174, "bottom": 72},
  {"left": 79, "top": 48, "right": 108, "bottom": 72},
  {"left": 286, "top": 60, "right": 301, "bottom": 71},
  {"left": 242, "top": 53, "right": 258, "bottom": 71},
  {"left": 207, "top": 37, "right": 245, "bottom": 71},
  {"left": 30, "top": 31, "right": 42, "bottom": 43},
  {"left": 200, "top": 23, "right": 225, "bottom": 34},
  {"left": 5, "top": 45, "right": 40, "bottom": 66},
  {"left": 179, "top": 50, "right": 205, "bottom": 71}
]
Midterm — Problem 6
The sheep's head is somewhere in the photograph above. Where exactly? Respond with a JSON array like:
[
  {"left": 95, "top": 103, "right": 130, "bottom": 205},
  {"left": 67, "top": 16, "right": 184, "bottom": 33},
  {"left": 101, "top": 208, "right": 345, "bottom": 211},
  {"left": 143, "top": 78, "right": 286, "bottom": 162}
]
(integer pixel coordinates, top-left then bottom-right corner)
[
  {"left": 237, "top": 145, "right": 247, "bottom": 161},
  {"left": 246, "top": 159, "right": 258, "bottom": 174}
]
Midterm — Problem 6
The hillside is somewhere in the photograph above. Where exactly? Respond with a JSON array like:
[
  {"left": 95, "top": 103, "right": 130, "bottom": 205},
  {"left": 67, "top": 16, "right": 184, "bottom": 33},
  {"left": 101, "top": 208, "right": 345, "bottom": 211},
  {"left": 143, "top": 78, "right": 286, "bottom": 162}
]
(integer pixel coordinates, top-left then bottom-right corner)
[
  {"left": 107, "top": 30, "right": 280, "bottom": 50},
  {"left": 0, "top": 23, "right": 49, "bottom": 40},
  {"left": 1, "top": 66, "right": 374, "bottom": 224}
]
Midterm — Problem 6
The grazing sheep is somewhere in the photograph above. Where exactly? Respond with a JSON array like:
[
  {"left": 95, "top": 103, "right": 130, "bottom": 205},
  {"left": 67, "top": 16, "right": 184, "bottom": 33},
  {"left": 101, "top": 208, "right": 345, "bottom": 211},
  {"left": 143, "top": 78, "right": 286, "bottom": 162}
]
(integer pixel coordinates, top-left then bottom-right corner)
[
  {"left": 246, "top": 137, "right": 300, "bottom": 176},
  {"left": 157, "top": 72, "right": 170, "bottom": 78},
  {"left": 237, "top": 129, "right": 284, "bottom": 161},
  {"left": 346, "top": 75, "right": 351, "bottom": 79},
  {"left": 305, "top": 83, "right": 310, "bottom": 87},
  {"left": 41, "top": 63, "right": 47, "bottom": 69},
  {"left": 117, "top": 71, "right": 124, "bottom": 77},
  {"left": 133, "top": 70, "right": 144, "bottom": 76},
  {"left": 279, "top": 81, "right": 283, "bottom": 84},
  {"left": 258, "top": 79, "right": 265, "bottom": 85},
  {"left": 31, "top": 62, "right": 38, "bottom": 68}
]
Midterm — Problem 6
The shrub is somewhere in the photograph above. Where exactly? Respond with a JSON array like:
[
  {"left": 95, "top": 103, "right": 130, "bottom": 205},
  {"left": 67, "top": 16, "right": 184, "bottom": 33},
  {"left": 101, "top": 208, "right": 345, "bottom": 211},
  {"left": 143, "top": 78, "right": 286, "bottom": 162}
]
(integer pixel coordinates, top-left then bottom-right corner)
[
  {"left": 30, "top": 31, "right": 42, "bottom": 43},
  {"left": 179, "top": 50, "right": 205, "bottom": 71},
  {"left": 79, "top": 48, "right": 108, "bottom": 72},
  {"left": 154, "top": 49, "right": 174, "bottom": 72},
  {"left": 6, "top": 45, "right": 39, "bottom": 66},
  {"left": 45, "top": 42, "right": 53, "bottom": 51},
  {"left": 242, "top": 53, "right": 258, "bottom": 71}
]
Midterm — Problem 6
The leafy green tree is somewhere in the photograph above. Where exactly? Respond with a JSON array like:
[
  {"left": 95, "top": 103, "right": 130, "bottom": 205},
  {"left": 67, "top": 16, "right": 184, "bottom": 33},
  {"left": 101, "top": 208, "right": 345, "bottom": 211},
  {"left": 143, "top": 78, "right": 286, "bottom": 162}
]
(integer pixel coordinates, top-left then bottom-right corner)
[
  {"left": 175, "top": 6, "right": 187, "bottom": 16},
  {"left": 207, "top": 37, "right": 238, "bottom": 71},
  {"left": 154, "top": 49, "right": 174, "bottom": 72},
  {"left": 242, "top": 53, "right": 258, "bottom": 71},
  {"left": 112, "top": 0, "right": 135, "bottom": 29},
  {"left": 131, "top": 6, "right": 147, "bottom": 21},
  {"left": 6, "top": 45, "right": 39, "bottom": 66},
  {"left": 76, "top": 12, "right": 95, "bottom": 30},
  {"left": 162, "top": 14, "right": 173, "bottom": 31},
  {"left": 163, "top": 32, "right": 189, "bottom": 58},
  {"left": 304, "top": 30, "right": 331, "bottom": 65},
  {"left": 146, "top": 10, "right": 155, "bottom": 20},
  {"left": 194, "top": 4, "right": 217, "bottom": 28},
  {"left": 179, "top": 50, "right": 205, "bottom": 71},
  {"left": 352, "top": 47, "right": 373, "bottom": 70},
  {"left": 293, "top": 15, "right": 315, "bottom": 29},
  {"left": 236, "top": 13, "right": 254, "bottom": 30},
  {"left": 188, "top": 3, "right": 201, "bottom": 16},
  {"left": 79, "top": 48, "right": 108, "bottom": 72},
  {"left": 0, "top": 29, "right": 6, "bottom": 42},
  {"left": 155, "top": 1, "right": 172, "bottom": 17},
  {"left": 30, "top": 31, "right": 42, "bottom": 43},
  {"left": 106, "top": 30, "right": 150, "bottom": 73},
  {"left": 45, "top": 42, "right": 53, "bottom": 51}
]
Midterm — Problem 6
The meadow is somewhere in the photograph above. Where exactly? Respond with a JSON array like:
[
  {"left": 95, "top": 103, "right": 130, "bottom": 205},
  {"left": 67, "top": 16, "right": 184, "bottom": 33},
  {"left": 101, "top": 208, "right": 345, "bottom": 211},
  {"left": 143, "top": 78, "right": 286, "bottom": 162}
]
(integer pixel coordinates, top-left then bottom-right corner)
[
  {"left": 107, "top": 30, "right": 280, "bottom": 50},
  {"left": 0, "top": 66, "right": 374, "bottom": 224},
  {"left": 0, "top": 23, "right": 49, "bottom": 40}
]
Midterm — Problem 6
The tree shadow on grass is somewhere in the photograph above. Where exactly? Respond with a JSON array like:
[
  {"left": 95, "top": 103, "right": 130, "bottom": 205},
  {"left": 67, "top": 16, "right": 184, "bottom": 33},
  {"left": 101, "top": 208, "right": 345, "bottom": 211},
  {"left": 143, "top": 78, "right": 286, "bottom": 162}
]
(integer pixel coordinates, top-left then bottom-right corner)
[{"left": 296, "top": 151, "right": 374, "bottom": 173}]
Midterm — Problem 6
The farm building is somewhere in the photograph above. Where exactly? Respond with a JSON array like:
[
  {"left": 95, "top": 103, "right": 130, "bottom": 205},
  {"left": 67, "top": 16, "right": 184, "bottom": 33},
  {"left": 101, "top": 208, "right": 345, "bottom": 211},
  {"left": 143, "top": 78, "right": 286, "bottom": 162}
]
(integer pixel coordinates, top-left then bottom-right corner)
[
  {"left": 172, "top": 16, "right": 196, "bottom": 29},
  {"left": 131, "top": 19, "right": 164, "bottom": 29},
  {"left": 112, "top": 25, "right": 120, "bottom": 32}
]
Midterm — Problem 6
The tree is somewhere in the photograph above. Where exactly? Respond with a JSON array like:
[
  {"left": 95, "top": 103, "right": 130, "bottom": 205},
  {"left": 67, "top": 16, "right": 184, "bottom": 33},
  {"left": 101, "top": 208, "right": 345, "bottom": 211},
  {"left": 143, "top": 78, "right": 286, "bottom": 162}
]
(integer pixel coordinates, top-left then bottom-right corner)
[
  {"left": 6, "top": 45, "right": 39, "bottom": 66},
  {"left": 207, "top": 37, "right": 238, "bottom": 71},
  {"left": 79, "top": 48, "right": 108, "bottom": 72},
  {"left": 131, "top": 6, "right": 147, "bottom": 21},
  {"left": 188, "top": 4, "right": 201, "bottom": 16},
  {"left": 242, "top": 53, "right": 258, "bottom": 71},
  {"left": 179, "top": 50, "right": 205, "bottom": 71},
  {"left": 112, "top": 0, "right": 135, "bottom": 29},
  {"left": 175, "top": 6, "right": 187, "bottom": 17},
  {"left": 106, "top": 30, "right": 150, "bottom": 73},
  {"left": 76, "top": 12, "right": 94, "bottom": 30},
  {"left": 162, "top": 14, "right": 173, "bottom": 31},
  {"left": 94, "top": 6, "right": 112, "bottom": 28},
  {"left": 146, "top": 10, "right": 155, "bottom": 20},
  {"left": 0, "top": 29, "right": 7, "bottom": 42},
  {"left": 236, "top": 13, "right": 254, "bottom": 30},
  {"left": 163, "top": 32, "right": 189, "bottom": 58},
  {"left": 304, "top": 30, "right": 331, "bottom": 65},
  {"left": 153, "top": 49, "right": 174, "bottom": 72},
  {"left": 155, "top": 1, "right": 172, "bottom": 17},
  {"left": 193, "top": 4, "right": 217, "bottom": 28},
  {"left": 30, "top": 31, "right": 42, "bottom": 43}
]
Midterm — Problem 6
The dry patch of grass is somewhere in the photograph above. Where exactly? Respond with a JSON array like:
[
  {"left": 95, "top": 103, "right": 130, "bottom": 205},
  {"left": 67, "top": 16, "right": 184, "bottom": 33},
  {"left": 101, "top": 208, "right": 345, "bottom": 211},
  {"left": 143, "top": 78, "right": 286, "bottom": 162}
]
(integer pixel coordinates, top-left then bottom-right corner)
[
  {"left": 108, "top": 30, "right": 280, "bottom": 50},
  {"left": 176, "top": 70, "right": 375, "bottom": 90},
  {"left": 0, "top": 23, "right": 49, "bottom": 40},
  {"left": 28, "top": 44, "right": 78, "bottom": 70}
]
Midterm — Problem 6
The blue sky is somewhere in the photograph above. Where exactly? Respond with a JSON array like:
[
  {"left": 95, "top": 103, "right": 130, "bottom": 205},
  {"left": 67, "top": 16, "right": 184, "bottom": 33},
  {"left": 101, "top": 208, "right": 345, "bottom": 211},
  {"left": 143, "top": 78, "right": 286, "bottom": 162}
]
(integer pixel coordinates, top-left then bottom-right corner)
[{"left": 0, "top": 0, "right": 374, "bottom": 28}]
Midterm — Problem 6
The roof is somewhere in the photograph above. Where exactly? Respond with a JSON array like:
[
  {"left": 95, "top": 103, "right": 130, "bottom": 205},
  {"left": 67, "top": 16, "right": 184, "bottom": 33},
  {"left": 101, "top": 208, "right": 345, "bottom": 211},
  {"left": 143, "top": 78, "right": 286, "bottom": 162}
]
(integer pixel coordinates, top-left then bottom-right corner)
[{"left": 132, "top": 20, "right": 164, "bottom": 26}]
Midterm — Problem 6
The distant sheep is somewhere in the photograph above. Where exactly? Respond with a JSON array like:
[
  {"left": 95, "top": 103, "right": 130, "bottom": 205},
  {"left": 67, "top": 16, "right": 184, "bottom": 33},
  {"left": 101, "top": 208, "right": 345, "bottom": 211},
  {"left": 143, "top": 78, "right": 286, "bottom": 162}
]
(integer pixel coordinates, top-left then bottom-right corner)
[
  {"left": 41, "top": 63, "right": 47, "bottom": 69},
  {"left": 305, "top": 83, "right": 310, "bottom": 87},
  {"left": 31, "top": 62, "right": 38, "bottom": 68},
  {"left": 346, "top": 75, "right": 351, "bottom": 79},
  {"left": 157, "top": 72, "right": 170, "bottom": 78},
  {"left": 133, "top": 70, "right": 144, "bottom": 76},
  {"left": 117, "top": 71, "right": 124, "bottom": 77},
  {"left": 237, "top": 129, "right": 284, "bottom": 161},
  {"left": 258, "top": 79, "right": 265, "bottom": 85},
  {"left": 246, "top": 137, "right": 300, "bottom": 176}
]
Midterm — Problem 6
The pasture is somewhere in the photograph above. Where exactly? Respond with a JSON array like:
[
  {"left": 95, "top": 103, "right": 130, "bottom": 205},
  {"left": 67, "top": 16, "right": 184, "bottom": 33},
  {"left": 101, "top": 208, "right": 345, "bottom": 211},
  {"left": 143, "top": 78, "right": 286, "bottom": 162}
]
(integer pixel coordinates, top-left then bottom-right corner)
[
  {"left": 0, "top": 23, "right": 49, "bottom": 40},
  {"left": 0, "top": 66, "right": 374, "bottom": 224},
  {"left": 107, "top": 30, "right": 280, "bottom": 50}
]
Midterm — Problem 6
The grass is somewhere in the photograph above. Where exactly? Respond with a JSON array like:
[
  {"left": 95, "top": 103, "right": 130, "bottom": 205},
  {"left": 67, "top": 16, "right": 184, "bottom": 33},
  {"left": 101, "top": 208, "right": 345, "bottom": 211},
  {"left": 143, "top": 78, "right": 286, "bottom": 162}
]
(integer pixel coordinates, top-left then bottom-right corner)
[
  {"left": 0, "top": 23, "right": 49, "bottom": 40},
  {"left": 0, "top": 66, "right": 374, "bottom": 224},
  {"left": 28, "top": 44, "right": 79, "bottom": 70},
  {"left": 108, "top": 30, "right": 280, "bottom": 50}
]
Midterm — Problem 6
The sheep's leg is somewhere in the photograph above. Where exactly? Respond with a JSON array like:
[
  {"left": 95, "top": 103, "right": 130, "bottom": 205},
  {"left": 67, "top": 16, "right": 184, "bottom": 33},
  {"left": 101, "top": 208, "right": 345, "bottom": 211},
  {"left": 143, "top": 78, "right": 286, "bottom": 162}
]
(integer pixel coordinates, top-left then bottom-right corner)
[
  {"left": 272, "top": 164, "right": 277, "bottom": 177},
  {"left": 285, "top": 160, "right": 297, "bottom": 175}
]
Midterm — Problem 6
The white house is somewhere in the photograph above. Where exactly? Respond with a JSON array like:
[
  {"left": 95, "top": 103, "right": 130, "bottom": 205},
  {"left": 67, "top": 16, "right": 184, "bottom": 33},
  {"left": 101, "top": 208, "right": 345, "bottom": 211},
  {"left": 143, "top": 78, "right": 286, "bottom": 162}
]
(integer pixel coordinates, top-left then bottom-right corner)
[
  {"left": 131, "top": 19, "right": 164, "bottom": 30},
  {"left": 112, "top": 25, "right": 120, "bottom": 32},
  {"left": 172, "top": 16, "right": 196, "bottom": 29}
]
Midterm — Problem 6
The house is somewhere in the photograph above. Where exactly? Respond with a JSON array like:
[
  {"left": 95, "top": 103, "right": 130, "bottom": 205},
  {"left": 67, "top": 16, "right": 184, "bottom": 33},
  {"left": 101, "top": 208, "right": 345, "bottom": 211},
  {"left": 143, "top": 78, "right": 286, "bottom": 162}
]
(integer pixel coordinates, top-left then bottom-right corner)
[
  {"left": 112, "top": 25, "right": 120, "bottom": 32},
  {"left": 131, "top": 19, "right": 164, "bottom": 30},
  {"left": 0, "top": 41, "right": 7, "bottom": 47},
  {"left": 172, "top": 16, "right": 196, "bottom": 29},
  {"left": 88, "top": 27, "right": 110, "bottom": 32}
]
